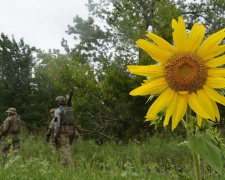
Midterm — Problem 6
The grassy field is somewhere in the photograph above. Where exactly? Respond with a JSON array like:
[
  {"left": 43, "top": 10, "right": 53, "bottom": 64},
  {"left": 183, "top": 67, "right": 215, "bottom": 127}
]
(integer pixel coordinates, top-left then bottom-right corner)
[{"left": 0, "top": 131, "right": 224, "bottom": 180}]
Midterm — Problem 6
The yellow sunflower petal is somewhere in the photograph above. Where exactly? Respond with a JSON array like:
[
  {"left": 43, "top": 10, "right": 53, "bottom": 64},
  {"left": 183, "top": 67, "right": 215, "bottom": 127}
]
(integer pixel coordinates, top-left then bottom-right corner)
[
  {"left": 197, "top": 114, "right": 203, "bottom": 127},
  {"left": 171, "top": 94, "right": 187, "bottom": 131},
  {"left": 127, "top": 65, "right": 165, "bottom": 78},
  {"left": 197, "top": 28, "right": 225, "bottom": 58},
  {"left": 203, "top": 84, "right": 225, "bottom": 106},
  {"left": 136, "top": 39, "right": 170, "bottom": 64},
  {"left": 145, "top": 88, "right": 175, "bottom": 118},
  {"left": 186, "top": 23, "right": 205, "bottom": 52},
  {"left": 178, "top": 91, "right": 189, "bottom": 95},
  {"left": 164, "top": 92, "right": 178, "bottom": 127},
  {"left": 207, "top": 68, "right": 225, "bottom": 77},
  {"left": 145, "top": 32, "right": 177, "bottom": 55},
  {"left": 196, "top": 89, "right": 215, "bottom": 121},
  {"left": 203, "top": 44, "right": 225, "bottom": 61},
  {"left": 145, "top": 114, "right": 159, "bottom": 121},
  {"left": 187, "top": 93, "right": 210, "bottom": 119},
  {"left": 211, "top": 99, "right": 220, "bottom": 121},
  {"left": 172, "top": 17, "right": 188, "bottom": 51},
  {"left": 206, "top": 77, "right": 225, "bottom": 89},
  {"left": 130, "top": 77, "right": 168, "bottom": 96},
  {"left": 206, "top": 54, "right": 225, "bottom": 67}
]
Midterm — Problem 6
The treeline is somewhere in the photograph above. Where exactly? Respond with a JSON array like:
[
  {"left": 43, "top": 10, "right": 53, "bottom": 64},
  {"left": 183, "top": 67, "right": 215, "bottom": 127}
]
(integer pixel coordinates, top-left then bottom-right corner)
[{"left": 1, "top": 0, "right": 225, "bottom": 141}]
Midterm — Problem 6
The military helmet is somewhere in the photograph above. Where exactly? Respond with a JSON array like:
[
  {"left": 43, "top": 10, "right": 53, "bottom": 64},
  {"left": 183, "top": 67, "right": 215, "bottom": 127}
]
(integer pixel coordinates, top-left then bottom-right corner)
[
  {"left": 49, "top": 108, "right": 56, "bottom": 114},
  {"left": 6, "top": 107, "right": 17, "bottom": 114},
  {"left": 55, "top": 96, "right": 66, "bottom": 105}
]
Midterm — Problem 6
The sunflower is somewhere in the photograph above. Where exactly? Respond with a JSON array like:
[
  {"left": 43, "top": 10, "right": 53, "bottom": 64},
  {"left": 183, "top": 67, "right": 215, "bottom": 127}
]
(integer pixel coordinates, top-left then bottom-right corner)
[{"left": 128, "top": 17, "right": 225, "bottom": 130}]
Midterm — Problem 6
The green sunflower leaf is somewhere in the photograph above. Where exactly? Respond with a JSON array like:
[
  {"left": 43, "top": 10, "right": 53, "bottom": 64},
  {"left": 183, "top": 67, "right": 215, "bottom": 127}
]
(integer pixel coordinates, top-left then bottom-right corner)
[{"left": 188, "top": 133, "right": 222, "bottom": 174}]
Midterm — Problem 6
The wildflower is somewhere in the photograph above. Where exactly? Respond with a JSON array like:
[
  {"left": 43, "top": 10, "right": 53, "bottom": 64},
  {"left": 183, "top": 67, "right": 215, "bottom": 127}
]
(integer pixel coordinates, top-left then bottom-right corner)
[
  {"left": 128, "top": 17, "right": 225, "bottom": 130},
  {"left": 8, "top": 139, "right": 12, "bottom": 144}
]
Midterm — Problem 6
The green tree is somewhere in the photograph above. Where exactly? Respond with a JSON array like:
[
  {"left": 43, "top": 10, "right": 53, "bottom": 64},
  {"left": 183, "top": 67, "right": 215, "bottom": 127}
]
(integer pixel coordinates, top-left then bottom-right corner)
[
  {"left": 32, "top": 50, "right": 75, "bottom": 127},
  {"left": 178, "top": 0, "right": 225, "bottom": 34},
  {"left": 63, "top": 16, "right": 150, "bottom": 141},
  {"left": 0, "top": 33, "right": 36, "bottom": 123},
  {"left": 62, "top": 0, "right": 181, "bottom": 140}
]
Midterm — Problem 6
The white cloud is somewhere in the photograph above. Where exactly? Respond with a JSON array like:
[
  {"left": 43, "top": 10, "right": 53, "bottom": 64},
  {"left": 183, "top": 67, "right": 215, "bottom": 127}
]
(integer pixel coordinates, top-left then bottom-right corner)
[{"left": 0, "top": 0, "right": 88, "bottom": 52}]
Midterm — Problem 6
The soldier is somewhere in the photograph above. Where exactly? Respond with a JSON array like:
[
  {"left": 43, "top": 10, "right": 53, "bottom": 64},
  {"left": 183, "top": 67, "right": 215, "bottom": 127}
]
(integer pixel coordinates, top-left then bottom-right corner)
[
  {"left": 54, "top": 96, "right": 75, "bottom": 167},
  {"left": 46, "top": 108, "right": 59, "bottom": 153},
  {"left": 0, "top": 108, "right": 21, "bottom": 162}
]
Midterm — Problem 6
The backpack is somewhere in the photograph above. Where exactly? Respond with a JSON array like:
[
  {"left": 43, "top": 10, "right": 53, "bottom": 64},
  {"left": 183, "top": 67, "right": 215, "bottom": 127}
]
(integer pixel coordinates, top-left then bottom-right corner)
[
  {"left": 60, "top": 106, "right": 75, "bottom": 126},
  {"left": 11, "top": 115, "right": 21, "bottom": 133}
]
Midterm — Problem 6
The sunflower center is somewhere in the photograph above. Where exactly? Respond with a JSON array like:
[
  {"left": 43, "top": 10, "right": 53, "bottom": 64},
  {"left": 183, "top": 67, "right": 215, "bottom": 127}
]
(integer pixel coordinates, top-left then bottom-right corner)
[
  {"left": 165, "top": 52, "right": 207, "bottom": 92},
  {"left": 179, "top": 63, "right": 194, "bottom": 77}
]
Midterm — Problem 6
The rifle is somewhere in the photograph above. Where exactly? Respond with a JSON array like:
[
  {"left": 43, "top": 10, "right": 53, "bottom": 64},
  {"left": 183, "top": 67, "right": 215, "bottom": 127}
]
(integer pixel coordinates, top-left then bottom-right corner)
[
  {"left": 45, "top": 129, "right": 51, "bottom": 143},
  {"left": 67, "top": 80, "right": 75, "bottom": 106}
]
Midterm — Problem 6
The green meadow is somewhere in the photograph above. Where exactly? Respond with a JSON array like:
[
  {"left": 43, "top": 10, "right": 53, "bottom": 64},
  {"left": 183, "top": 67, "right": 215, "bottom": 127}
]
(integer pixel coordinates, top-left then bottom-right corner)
[{"left": 1, "top": 130, "right": 224, "bottom": 180}]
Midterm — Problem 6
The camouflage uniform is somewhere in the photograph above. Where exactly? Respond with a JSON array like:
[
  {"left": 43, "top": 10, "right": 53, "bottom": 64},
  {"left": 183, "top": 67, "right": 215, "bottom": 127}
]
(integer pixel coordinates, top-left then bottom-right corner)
[
  {"left": 54, "top": 96, "right": 75, "bottom": 167},
  {"left": 0, "top": 108, "right": 21, "bottom": 162},
  {"left": 46, "top": 109, "right": 59, "bottom": 153}
]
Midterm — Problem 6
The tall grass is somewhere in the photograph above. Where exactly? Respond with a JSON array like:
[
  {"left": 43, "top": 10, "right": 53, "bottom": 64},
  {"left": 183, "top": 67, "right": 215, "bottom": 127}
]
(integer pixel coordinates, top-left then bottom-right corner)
[{"left": 0, "top": 132, "right": 224, "bottom": 180}]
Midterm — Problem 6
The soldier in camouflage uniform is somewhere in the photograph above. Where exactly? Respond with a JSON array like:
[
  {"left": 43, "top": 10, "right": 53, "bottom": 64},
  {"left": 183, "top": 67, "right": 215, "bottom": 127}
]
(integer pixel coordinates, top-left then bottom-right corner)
[
  {"left": 0, "top": 108, "right": 21, "bottom": 162},
  {"left": 54, "top": 96, "right": 75, "bottom": 167},
  {"left": 46, "top": 108, "right": 59, "bottom": 153}
]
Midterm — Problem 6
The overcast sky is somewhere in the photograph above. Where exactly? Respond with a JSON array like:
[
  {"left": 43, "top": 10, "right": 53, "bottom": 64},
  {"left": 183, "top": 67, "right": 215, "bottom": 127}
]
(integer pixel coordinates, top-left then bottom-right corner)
[{"left": 0, "top": 0, "right": 88, "bottom": 53}]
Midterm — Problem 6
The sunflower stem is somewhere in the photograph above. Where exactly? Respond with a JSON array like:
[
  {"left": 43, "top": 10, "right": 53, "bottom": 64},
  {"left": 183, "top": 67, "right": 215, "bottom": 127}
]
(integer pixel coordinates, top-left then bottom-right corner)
[{"left": 186, "top": 106, "right": 201, "bottom": 180}]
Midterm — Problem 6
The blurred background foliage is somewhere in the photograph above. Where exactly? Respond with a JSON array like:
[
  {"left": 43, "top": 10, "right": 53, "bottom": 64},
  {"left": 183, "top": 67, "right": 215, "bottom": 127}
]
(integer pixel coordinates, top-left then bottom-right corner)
[{"left": 1, "top": 0, "right": 225, "bottom": 142}]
